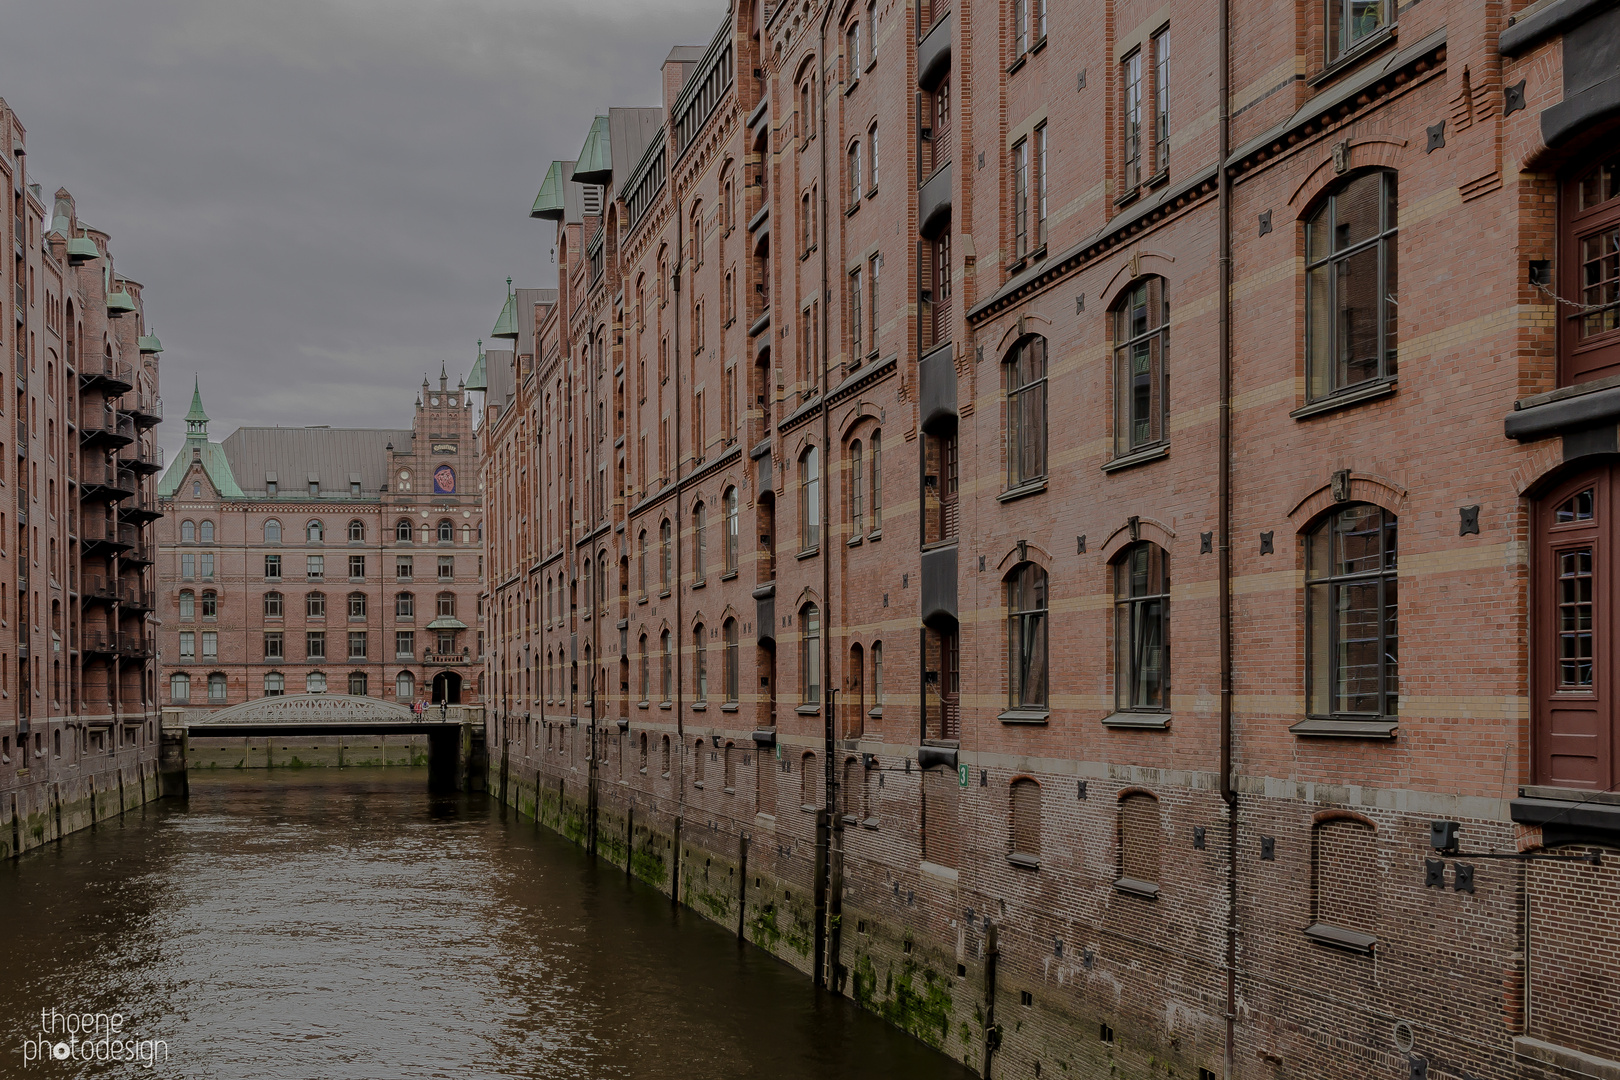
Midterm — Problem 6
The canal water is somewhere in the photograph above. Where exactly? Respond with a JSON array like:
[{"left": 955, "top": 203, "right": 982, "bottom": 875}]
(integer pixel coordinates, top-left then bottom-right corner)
[{"left": 0, "top": 770, "right": 975, "bottom": 1079}]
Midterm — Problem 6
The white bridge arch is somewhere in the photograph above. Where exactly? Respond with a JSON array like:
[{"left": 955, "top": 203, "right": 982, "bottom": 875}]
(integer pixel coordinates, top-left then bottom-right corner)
[{"left": 189, "top": 694, "right": 418, "bottom": 728}]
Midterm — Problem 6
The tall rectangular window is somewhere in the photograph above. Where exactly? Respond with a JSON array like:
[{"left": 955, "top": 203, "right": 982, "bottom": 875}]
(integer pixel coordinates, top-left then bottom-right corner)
[
  {"left": 179, "top": 631, "right": 195, "bottom": 661},
  {"left": 396, "top": 630, "right": 415, "bottom": 659},
  {"left": 264, "top": 632, "right": 283, "bottom": 660},
  {"left": 348, "top": 632, "right": 367, "bottom": 660},
  {"left": 306, "top": 632, "right": 326, "bottom": 660},
  {"left": 1006, "top": 335, "right": 1048, "bottom": 487},
  {"left": 1306, "top": 504, "right": 1399, "bottom": 719},
  {"left": 181, "top": 553, "right": 195, "bottom": 581},
  {"left": 1034, "top": 122, "right": 1048, "bottom": 247},
  {"left": 201, "top": 631, "right": 218, "bottom": 661},
  {"left": 1122, "top": 50, "right": 1143, "bottom": 190},
  {"left": 868, "top": 124, "right": 879, "bottom": 191},
  {"left": 1012, "top": 138, "right": 1030, "bottom": 258},
  {"left": 1152, "top": 29, "right": 1170, "bottom": 175},
  {"left": 265, "top": 554, "right": 281, "bottom": 580},
  {"left": 849, "top": 268, "right": 864, "bottom": 361},
  {"left": 348, "top": 555, "right": 365, "bottom": 579},
  {"left": 867, "top": 255, "right": 881, "bottom": 355}
]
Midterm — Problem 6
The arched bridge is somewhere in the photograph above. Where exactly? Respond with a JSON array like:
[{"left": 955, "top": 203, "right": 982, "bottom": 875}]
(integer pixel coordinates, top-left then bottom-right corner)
[{"left": 169, "top": 695, "right": 485, "bottom": 792}]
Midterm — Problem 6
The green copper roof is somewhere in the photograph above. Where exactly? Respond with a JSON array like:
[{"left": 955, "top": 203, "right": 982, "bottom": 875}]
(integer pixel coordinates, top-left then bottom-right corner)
[
  {"left": 491, "top": 284, "right": 518, "bottom": 340},
  {"left": 105, "top": 287, "right": 137, "bottom": 316},
  {"left": 570, "top": 115, "right": 612, "bottom": 186},
  {"left": 66, "top": 236, "right": 100, "bottom": 263},
  {"left": 160, "top": 378, "right": 243, "bottom": 499},
  {"left": 138, "top": 334, "right": 163, "bottom": 354},
  {"left": 185, "top": 377, "right": 209, "bottom": 424},
  {"left": 465, "top": 344, "right": 487, "bottom": 392},
  {"left": 157, "top": 440, "right": 245, "bottom": 499},
  {"left": 531, "top": 160, "right": 568, "bottom": 220},
  {"left": 426, "top": 617, "right": 468, "bottom": 631}
]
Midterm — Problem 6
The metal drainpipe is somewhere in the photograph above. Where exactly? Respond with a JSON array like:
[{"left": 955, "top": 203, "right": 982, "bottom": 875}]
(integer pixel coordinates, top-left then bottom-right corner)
[
  {"left": 1217, "top": 0, "right": 1237, "bottom": 1076},
  {"left": 671, "top": 185, "right": 686, "bottom": 908},
  {"left": 813, "top": 2, "right": 837, "bottom": 994}
]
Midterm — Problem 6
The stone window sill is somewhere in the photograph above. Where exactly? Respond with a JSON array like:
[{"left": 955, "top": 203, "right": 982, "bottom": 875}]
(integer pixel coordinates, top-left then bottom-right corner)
[
  {"left": 721, "top": 570, "right": 738, "bottom": 581},
  {"left": 1309, "top": 26, "right": 1397, "bottom": 87},
  {"left": 1303, "top": 922, "right": 1376, "bottom": 954},
  {"left": 1101, "top": 444, "right": 1168, "bottom": 474},
  {"left": 796, "top": 704, "right": 821, "bottom": 715},
  {"left": 1289, "top": 717, "right": 1398, "bottom": 739},
  {"left": 796, "top": 547, "right": 820, "bottom": 560},
  {"left": 999, "top": 708, "right": 1049, "bottom": 725},
  {"left": 691, "top": 702, "right": 707, "bottom": 712},
  {"left": 1514, "top": 1036, "right": 1620, "bottom": 1080},
  {"left": 1290, "top": 379, "right": 1396, "bottom": 420},
  {"left": 1007, "top": 852, "right": 1040, "bottom": 871},
  {"left": 691, "top": 579, "right": 705, "bottom": 590},
  {"left": 659, "top": 702, "right": 672, "bottom": 711},
  {"left": 862, "top": 817, "right": 880, "bottom": 830},
  {"left": 847, "top": 535, "right": 863, "bottom": 548},
  {"left": 1102, "top": 711, "right": 1171, "bottom": 730},
  {"left": 721, "top": 702, "right": 739, "bottom": 712},
  {"left": 997, "top": 479, "right": 1047, "bottom": 504},
  {"left": 1113, "top": 877, "right": 1159, "bottom": 899}
]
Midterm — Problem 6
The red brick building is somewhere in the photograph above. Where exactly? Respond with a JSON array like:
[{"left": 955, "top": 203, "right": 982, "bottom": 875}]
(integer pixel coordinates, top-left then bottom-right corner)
[
  {"left": 480, "top": 0, "right": 1620, "bottom": 1076},
  {"left": 157, "top": 372, "right": 484, "bottom": 714},
  {"left": 0, "top": 99, "right": 167, "bottom": 857}
]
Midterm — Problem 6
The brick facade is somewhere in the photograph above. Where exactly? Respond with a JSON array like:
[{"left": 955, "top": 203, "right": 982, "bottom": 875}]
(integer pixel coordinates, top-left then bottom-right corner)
[
  {"left": 0, "top": 99, "right": 166, "bottom": 858},
  {"left": 480, "top": 1, "right": 1620, "bottom": 1077},
  {"left": 156, "top": 373, "right": 485, "bottom": 715}
]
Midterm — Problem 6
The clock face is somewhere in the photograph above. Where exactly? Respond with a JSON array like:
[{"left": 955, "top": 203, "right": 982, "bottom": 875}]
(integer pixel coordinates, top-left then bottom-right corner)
[
  {"left": 431, "top": 396, "right": 440, "bottom": 406},
  {"left": 398, "top": 471, "right": 410, "bottom": 481}
]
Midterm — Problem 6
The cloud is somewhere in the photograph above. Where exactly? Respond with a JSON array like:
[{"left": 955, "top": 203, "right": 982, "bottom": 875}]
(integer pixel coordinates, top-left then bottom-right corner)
[{"left": 0, "top": 0, "right": 724, "bottom": 462}]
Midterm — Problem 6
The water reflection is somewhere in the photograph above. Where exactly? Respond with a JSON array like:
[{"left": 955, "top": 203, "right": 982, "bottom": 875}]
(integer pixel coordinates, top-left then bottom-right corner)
[{"left": 0, "top": 770, "right": 974, "bottom": 1079}]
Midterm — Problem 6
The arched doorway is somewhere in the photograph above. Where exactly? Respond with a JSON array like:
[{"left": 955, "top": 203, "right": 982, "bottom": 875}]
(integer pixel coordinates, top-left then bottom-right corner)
[{"left": 432, "top": 671, "right": 463, "bottom": 705}]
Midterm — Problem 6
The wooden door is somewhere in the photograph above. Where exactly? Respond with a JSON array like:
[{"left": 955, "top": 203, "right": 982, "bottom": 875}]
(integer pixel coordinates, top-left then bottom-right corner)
[{"left": 1535, "top": 467, "right": 1614, "bottom": 789}]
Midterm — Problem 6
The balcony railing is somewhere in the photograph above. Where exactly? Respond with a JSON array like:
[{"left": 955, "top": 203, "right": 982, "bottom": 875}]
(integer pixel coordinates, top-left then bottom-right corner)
[
  {"left": 80, "top": 357, "right": 134, "bottom": 391},
  {"left": 423, "top": 649, "right": 473, "bottom": 666}
]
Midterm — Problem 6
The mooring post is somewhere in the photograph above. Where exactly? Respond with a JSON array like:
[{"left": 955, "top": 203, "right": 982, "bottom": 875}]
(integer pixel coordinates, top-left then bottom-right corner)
[{"left": 159, "top": 707, "right": 189, "bottom": 801}]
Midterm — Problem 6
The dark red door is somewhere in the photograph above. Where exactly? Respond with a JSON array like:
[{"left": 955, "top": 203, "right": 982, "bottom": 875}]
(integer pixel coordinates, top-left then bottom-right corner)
[{"left": 1535, "top": 467, "right": 1614, "bottom": 789}]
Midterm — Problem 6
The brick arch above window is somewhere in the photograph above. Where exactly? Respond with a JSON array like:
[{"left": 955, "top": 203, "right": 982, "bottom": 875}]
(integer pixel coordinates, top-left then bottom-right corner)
[
  {"left": 992, "top": 540, "right": 1054, "bottom": 574},
  {"left": 1287, "top": 472, "right": 1407, "bottom": 530},
  {"left": 992, "top": 313, "right": 1054, "bottom": 357},
  {"left": 1287, "top": 137, "right": 1407, "bottom": 212},
  {"left": 1099, "top": 516, "right": 1176, "bottom": 563},
  {"left": 1098, "top": 251, "right": 1178, "bottom": 310}
]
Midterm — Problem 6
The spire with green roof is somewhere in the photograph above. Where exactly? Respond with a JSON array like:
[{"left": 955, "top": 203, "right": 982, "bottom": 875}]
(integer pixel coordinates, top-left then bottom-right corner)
[{"left": 185, "top": 376, "right": 209, "bottom": 437}]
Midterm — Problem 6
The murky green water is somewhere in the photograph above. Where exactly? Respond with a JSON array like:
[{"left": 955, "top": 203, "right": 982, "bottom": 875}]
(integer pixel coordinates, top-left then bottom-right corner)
[{"left": 0, "top": 770, "right": 973, "bottom": 1078}]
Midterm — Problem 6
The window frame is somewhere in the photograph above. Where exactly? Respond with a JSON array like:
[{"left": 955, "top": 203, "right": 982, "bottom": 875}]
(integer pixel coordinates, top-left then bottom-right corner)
[
  {"left": 1304, "top": 169, "right": 1399, "bottom": 402},
  {"left": 1111, "top": 277, "right": 1171, "bottom": 458},
  {"left": 1005, "top": 562, "right": 1050, "bottom": 714},
  {"left": 1004, "top": 336, "right": 1049, "bottom": 490},
  {"left": 1305, "top": 503, "right": 1399, "bottom": 722},
  {"left": 1113, "top": 542, "right": 1171, "bottom": 714}
]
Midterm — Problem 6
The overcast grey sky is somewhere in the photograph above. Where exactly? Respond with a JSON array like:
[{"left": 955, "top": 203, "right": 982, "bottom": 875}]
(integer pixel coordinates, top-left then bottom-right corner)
[{"left": 1, "top": 0, "right": 722, "bottom": 462}]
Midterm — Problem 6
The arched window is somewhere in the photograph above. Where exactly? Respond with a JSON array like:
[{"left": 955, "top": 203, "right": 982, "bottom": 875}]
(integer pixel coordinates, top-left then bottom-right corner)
[
  {"left": 694, "top": 623, "right": 708, "bottom": 702},
  {"left": 199, "top": 520, "right": 215, "bottom": 544},
  {"left": 179, "top": 590, "right": 195, "bottom": 621},
  {"left": 1562, "top": 154, "right": 1620, "bottom": 383},
  {"left": 265, "top": 519, "right": 282, "bottom": 544},
  {"left": 660, "top": 734, "right": 672, "bottom": 779},
  {"left": 639, "top": 732, "right": 649, "bottom": 773},
  {"left": 396, "top": 592, "right": 414, "bottom": 618},
  {"left": 348, "top": 592, "right": 367, "bottom": 620},
  {"left": 306, "top": 671, "right": 327, "bottom": 694},
  {"left": 307, "top": 520, "right": 324, "bottom": 543},
  {"left": 396, "top": 519, "right": 413, "bottom": 542},
  {"left": 438, "top": 519, "right": 453, "bottom": 542},
  {"left": 583, "top": 560, "right": 593, "bottom": 613},
  {"left": 348, "top": 520, "right": 365, "bottom": 542},
  {"left": 263, "top": 591, "right": 282, "bottom": 618},
  {"left": 639, "top": 634, "right": 650, "bottom": 702},
  {"left": 307, "top": 591, "right": 326, "bottom": 618},
  {"left": 461, "top": 524, "right": 472, "bottom": 543},
  {"left": 1306, "top": 170, "right": 1398, "bottom": 400},
  {"left": 800, "top": 446, "right": 820, "bottom": 551},
  {"left": 396, "top": 671, "right": 415, "bottom": 699},
  {"left": 694, "top": 738, "right": 707, "bottom": 786},
  {"left": 437, "top": 593, "right": 455, "bottom": 618},
  {"left": 264, "top": 672, "right": 285, "bottom": 697},
  {"left": 660, "top": 629, "right": 673, "bottom": 702},
  {"left": 801, "top": 751, "right": 817, "bottom": 810},
  {"left": 170, "top": 673, "right": 190, "bottom": 702},
  {"left": 849, "top": 440, "right": 864, "bottom": 534},
  {"left": 1006, "top": 562, "right": 1049, "bottom": 710},
  {"left": 1010, "top": 778, "right": 1042, "bottom": 865},
  {"left": 724, "top": 487, "right": 739, "bottom": 572},
  {"left": 1112, "top": 278, "right": 1169, "bottom": 457},
  {"left": 1306, "top": 503, "right": 1398, "bottom": 720},
  {"left": 800, "top": 603, "right": 821, "bottom": 705},
  {"left": 207, "top": 672, "right": 227, "bottom": 703},
  {"left": 201, "top": 590, "right": 218, "bottom": 620},
  {"left": 660, "top": 520, "right": 673, "bottom": 590},
  {"left": 180, "top": 520, "right": 195, "bottom": 543},
  {"left": 1113, "top": 542, "right": 1170, "bottom": 713},
  {"left": 694, "top": 502, "right": 708, "bottom": 581},
  {"left": 1005, "top": 336, "right": 1048, "bottom": 487},
  {"left": 847, "top": 139, "right": 863, "bottom": 206},
  {"left": 724, "top": 618, "right": 739, "bottom": 703},
  {"left": 638, "top": 530, "right": 649, "bottom": 594}
]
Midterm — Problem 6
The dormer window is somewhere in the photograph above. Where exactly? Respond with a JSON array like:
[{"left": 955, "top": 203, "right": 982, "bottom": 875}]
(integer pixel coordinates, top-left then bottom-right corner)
[
  {"left": 308, "top": 482, "right": 318, "bottom": 497},
  {"left": 267, "top": 481, "right": 277, "bottom": 496}
]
